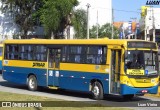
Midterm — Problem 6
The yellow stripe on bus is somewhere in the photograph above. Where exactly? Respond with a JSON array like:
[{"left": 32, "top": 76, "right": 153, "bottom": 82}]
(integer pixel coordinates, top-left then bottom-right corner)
[
  {"left": 3, "top": 60, "right": 109, "bottom": 73},
  {"left": 3, "top": 60, "right": 48, "bottom": 69},
  {"left": 60, "top": 63, "right": 109, "bottom": 73}
]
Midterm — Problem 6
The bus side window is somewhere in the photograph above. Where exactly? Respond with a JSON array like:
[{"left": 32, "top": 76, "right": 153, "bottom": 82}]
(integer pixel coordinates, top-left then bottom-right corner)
[
  {"left": 96, "top": 47, "right": 102, "bottom": 64},
  {"left": 101, "top": 47, "right": 107, "bottom": 64},
  {"left": 75, "top": 55, "right": 80, "bottom": 63},
  {"left": 75, "top": 46, "right": 81, "bottom": 63}
]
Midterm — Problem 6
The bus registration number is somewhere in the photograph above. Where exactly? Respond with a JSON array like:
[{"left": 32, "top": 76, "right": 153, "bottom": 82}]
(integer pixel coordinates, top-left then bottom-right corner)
[{"left": 127, "top": 69, "right": 144, "bottom": 75}]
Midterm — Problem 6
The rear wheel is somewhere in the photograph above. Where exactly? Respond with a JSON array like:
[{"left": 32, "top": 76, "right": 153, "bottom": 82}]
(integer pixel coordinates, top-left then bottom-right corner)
[
  {"left": 91, "top": 81, "right": 104, "bottom": 100},
  {"left": 28, "top": 75, "right": 37, "bottom": 91}
]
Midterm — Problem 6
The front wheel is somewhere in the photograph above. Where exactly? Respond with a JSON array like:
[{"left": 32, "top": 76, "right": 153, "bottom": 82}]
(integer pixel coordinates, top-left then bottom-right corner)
[
  {"left": 28, "top": 75, "right": 37, "bottom": 91},
  {"left": 91, "top": 81, "right": 104, "bottom": 100}
]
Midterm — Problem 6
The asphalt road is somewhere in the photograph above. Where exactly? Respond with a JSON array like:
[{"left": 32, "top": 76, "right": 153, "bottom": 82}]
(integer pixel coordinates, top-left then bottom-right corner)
[{"left": 0, "top": 74, "right": 159, "bottom": 110}]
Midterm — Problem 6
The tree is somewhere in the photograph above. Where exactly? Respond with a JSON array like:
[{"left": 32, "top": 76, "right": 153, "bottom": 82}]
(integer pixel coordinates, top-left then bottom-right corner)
[
  {"left": 1, "top": 0, "right": 43, "bottom": 39},
  {"left": 89, "top": 25, "right": 100, "bottom": 39},
  {"left": 40, "top": 0, "right": 78, "bottom": 39},
  {"left": 71, "top": 9, "right": 87, "bottom": 39},
  {"left": 90, "top": 23, "right": 120, "bottom": 39}
]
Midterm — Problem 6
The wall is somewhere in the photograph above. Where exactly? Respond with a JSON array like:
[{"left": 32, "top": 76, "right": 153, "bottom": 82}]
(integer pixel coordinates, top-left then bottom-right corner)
[{"left": 77, "top": 0, "right": 112, "bottom": 26}]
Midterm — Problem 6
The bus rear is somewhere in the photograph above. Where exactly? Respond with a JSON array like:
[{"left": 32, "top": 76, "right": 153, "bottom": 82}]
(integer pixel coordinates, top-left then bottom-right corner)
[{"left": 122, "top": 41, "right": 159, "bottom": 98}]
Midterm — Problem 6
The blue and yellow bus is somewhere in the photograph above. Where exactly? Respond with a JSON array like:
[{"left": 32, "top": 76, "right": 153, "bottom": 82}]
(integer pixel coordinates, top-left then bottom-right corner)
[
  {"left": 2, "top": 39, "right": 159, "bottom": 100},
  {"left": 0, "top": 44, "right": 3, "bottom": 73}
]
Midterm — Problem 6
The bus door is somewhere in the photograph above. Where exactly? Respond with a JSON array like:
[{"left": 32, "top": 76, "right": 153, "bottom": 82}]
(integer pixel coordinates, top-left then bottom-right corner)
[
  {"left": 110, "top": 49, "right": 121, "bottom": 94},
  {"left": 47, "top": 48, "right": 61, "bottom": 87}
]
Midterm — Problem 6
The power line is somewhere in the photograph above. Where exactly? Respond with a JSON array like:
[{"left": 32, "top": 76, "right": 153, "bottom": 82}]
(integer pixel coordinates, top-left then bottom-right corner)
[
  {"left": 86, "top": 6, "right": 160, "bottom": 15},
  {"left": 91, "top": 7, "right": 141, "bottom": 14},
  {"left": 114, "top": 9, "right": 140, "bottom": 14}
]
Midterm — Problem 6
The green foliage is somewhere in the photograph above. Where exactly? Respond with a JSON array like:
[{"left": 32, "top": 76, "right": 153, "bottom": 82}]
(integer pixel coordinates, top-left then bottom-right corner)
[
  {"left": 40, "top": 0, "right": 78, "bottom": 39},
  {"left": 90, "top": 23, "right": 120, "bottom": 39},
  {"left": 1, "top": 0, "right": 78, "bottom": 39},
  {"left": 1, "top": 0, "right": 43, "bottom": 39},
  {"left": 72, "top": 9, "right": 87, "bottom": 39},
  {"left": 89, "top": 25, "right": 99, "bottom": 39},
  {"left": 1, "top": 0, "right": 119, "bottom": 39}
]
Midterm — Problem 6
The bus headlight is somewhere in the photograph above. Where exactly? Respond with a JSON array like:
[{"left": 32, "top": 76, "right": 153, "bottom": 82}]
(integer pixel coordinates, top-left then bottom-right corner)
[{"left": 151, "top": 78, "right": 159, "bottom": 85}]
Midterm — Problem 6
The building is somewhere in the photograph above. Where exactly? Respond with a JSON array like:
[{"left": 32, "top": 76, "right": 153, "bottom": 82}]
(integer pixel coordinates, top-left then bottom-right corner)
[
  {"left": 114, "top": 21, "right": 139, "bottom": 39},
  {"left": 139, "top": 6, "right": 160, "bottom": 42},
  {"left": 66, "top": 0, "right": 112, "bottom": 39},
  {"left": 77, "top": 0, "right": 112, "bottom": 26},
  {"left": 113, "top": 22, "right": 123, "bottom": 29},
  {"left": 0, "top": 2, "right": 18, "bottom": 41}
]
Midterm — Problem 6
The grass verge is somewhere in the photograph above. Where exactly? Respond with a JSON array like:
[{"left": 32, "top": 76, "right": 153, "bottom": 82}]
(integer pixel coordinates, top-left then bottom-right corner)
[{"left": 0, "top": 91, "right": 132, "bottom": 110}]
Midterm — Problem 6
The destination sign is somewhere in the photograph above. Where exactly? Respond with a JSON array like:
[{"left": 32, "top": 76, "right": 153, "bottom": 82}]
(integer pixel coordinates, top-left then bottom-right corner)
[
  {"left": 127, "top": 69, "right": 144, "bottom": 75},
  {"left": 127, "top": 42, "right": 156, "bottom": 49}
]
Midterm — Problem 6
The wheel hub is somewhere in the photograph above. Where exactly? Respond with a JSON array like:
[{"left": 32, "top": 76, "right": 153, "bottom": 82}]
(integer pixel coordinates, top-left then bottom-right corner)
[
  {"left": 93, "top": 86, "right": 99, "bottom": 96},
  {"left": 29, "top": 78, "right": 35, "bottom": 88}
]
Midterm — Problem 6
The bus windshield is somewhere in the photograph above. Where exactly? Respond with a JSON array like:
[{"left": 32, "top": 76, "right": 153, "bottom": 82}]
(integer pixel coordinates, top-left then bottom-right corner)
[
  {"left": 0, "top": 47, "right": 2, "bottom": 56},
  {"left": 125, "top": 50, "right": 158, "bottom": 75}
]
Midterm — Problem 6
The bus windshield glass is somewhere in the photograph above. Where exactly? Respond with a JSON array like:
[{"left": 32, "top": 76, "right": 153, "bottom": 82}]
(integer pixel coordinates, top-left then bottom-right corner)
[
  {"left": 0, "top": 47, "right": 2, "bottom": 56},
  {"left": 125, "top": 50, "right": 158, "bottom": 75}
]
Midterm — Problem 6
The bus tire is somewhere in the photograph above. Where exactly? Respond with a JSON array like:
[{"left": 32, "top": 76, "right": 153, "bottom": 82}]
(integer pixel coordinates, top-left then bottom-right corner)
[
  {"left": 28, "top": 75, "right": 37, "bottom": 91},
  {"left": 91, "top": 81, "right": 104, "bottom": 100},
  {"left": 123, "top": 94, "right": 134, "bottom": 100}
]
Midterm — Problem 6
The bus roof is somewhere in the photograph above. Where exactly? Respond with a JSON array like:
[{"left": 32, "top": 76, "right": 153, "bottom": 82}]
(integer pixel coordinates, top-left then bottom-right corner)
[{"left": 3, "top": 39, "right": 155, "bottom": 45}]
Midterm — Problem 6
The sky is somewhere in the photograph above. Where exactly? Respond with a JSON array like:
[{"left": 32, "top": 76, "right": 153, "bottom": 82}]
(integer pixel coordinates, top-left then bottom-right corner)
[
  {"left": 77, "top": 0, "right": 160, "bottom": 25},
  {"left": 112, "top": 0, "right": 145, "bottom": 22},
  {"left": 112, "top": 0, "right": 160, "bottom": 22}
]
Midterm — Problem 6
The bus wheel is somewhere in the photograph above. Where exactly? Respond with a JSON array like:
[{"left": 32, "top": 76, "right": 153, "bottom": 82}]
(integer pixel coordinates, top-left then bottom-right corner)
[
  {"left": 91, "top": 81, "right": 104, "bottom": 100},
  {"left": 123, "top": 94, "right": 134, "bottom": 100},
  {"left": 28, "top": 75, "right": 37, "bottom": 91}
]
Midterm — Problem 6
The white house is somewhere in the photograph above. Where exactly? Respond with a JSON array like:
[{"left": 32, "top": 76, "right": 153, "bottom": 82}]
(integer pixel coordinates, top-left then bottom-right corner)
[{"left": 67, "top": 0, "right": 112, "bottom": 39}]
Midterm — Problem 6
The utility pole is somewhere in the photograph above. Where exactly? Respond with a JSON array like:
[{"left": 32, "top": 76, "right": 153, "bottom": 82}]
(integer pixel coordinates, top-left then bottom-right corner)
[
  {"left": 144, "top": 15, "right": 147, "bottom": 41},
  {"left": 86, "top": 3, "right": 91, "bottom": 39},
  {"left": 152, "top": 7, "right": 155, "bottom": 42},
  {"left": 111, "top": 8, "right": 114, "bottom": 39},
  {"left": 96, "top": 10, "right": 98, "bottom": 39},
  {"left": 122, "top": 26, "right": 125, "bottom": 39},
  {"left": 67, "top": 13, "right": 72, "bottom": 39}
]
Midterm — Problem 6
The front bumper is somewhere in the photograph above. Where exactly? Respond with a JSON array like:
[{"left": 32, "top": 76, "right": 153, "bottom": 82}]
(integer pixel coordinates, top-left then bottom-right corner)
[{"left": 120, "top": 84, "right": 158, "bottom": 95}]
